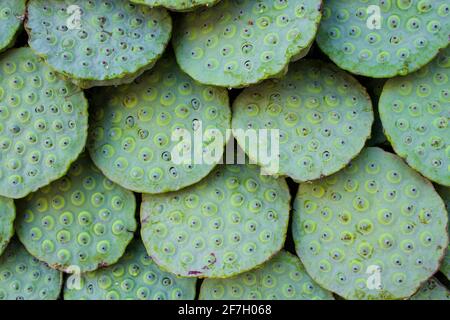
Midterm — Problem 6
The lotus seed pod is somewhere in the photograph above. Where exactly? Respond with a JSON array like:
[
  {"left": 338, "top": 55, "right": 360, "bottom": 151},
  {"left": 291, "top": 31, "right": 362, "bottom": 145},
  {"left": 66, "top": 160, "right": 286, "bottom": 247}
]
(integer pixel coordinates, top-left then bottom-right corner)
[
  {"left": 436, "top": 185, "right": 450, "bottom": 280},
  {"left": 130, "top": 0, "right": 221, "bottom": 11},
  {"left": 141, "top": 163, "right": 290, "bottom": 278},
  {"left": 88, "top": 53, "right": 231, "bottom": 194},
  {"left": 0, "top": 47, "right": 88, "bottom": 199},
  {"left": 173, "top": 0, "right": 322, "bottom": 88},
  {"left": 0, "top": 240, "right": 62, "bottom": 300},
  {"left": 26, "top": 0, "right": 172, "bottom": 89},
  {"left": 379, "top": 46, "right": 450, "bottom": 186},
  {"left": 293, "top": 147, "right": 448, "bottom": 300},
  {"left": 232, "top": 60, "right": 373, "bottom": 182},
  {"left": 0, "top": 196, "right": 15, "bottom": 256},
  {"left": 365, "top": 78, "right": 387, "bottom": 147},
  {"left": 0, "top": 0, "right": 26, "bottom": 53},
  {"left": 64, "top": 240, "right": 197, "bottom": 300},
  {"left": 200, "top": 250, "right": 334, "bottom": 300},
  {"left": 317, "top": 0, "right": 450, "bottom": 78},
  {"left": 410, "top": 277, "right": 450, "bottom": 300},
  {"left": 15, "top": 153, "right": 137, "bottom": 273}
]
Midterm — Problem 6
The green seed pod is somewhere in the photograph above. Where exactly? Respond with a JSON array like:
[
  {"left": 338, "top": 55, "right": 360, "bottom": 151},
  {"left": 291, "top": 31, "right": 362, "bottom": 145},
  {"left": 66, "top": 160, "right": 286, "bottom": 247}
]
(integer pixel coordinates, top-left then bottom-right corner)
[
  {"left": 130, "top": 0, "right": 221, "bottom": 12},
  {"left": 15, "top": 153, "right": 137, "bottom": 273},
  {"left": 0, "top": 240, "right": 62, "bottom": 300},
  {"left": 141, "top": 163, "right": 290, "bottom": 278},
  {"left": 173, "top": 0, "right": 322, "bottom": 88},
  {"left": 88, "top": 53, "right": 231, "bottom": 194},
  {"left": 232, "top": 59, "right": 373, "bottom": 182},
  {"left": 436, "top": 185, "right": 450, "bottom": 280},
  {"left": 410, "top": 277, "right": 450, "bottom": 300},
  {"left": 0, "top": 47, "right": 88, "bottom": 199},
  {"left": 317, "top": 0, "right": 450, "bottom": 78},
  {"left": 0, "top": 196, "right": 15, "bottom": 256},
  {"left": 200, "top": 250, "right": 334, "bottom": 300},
  {"left": 64, "top": 239, "right": 197, "bottom": 300},
  {"left": 26, "top": 0, "right": 172, "bottom": 88},
  {"left": 293, "top": 147, "right": 448, "bottom": 300},
  {"left": 379, "top": 46, "right": 450, "bottom": 186},
  {"left": 0, "top": 0, "right": 26, "bottom": 53}
]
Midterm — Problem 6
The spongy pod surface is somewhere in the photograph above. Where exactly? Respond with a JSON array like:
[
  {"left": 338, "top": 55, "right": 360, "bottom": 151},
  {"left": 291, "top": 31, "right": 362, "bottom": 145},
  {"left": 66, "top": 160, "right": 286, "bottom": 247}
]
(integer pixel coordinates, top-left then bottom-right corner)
[
  {"left": 173, "top": 0, "right": 322, "bottom": 88},
  {"left": 0, "top": 196, "right": 15, "bottom": 256},
  {"left": 64, "top": 239, "right": 197, "bottom": 300},
  {"left": 26, "top": 0, "right": 172, "bottom": 88},
  {"left": 88, "top": 53, "right": 231, "bottom": 194},
  {"left": 200, "top": 250, "right": 334, "bottom": 300},
  {"left": 316, "top": 0, "right": 450, "bottom": 78},
  {"left": 0, "top": 239, "right": 62, "bottom": 300},
  {"left": 232, "top": 59, "right": 373, "bottom": 182},
  {"left": 130, "top": 0, "right": 221, "bottom": 11},
  {"left": 379, "top": 46, "right": 450, "bottom": 186},
  {"left": 410, "top": 277, "right": 450, "bottom": 300},
  {"left": 0, "top": 47, "right": 88, "bottom": 199},
  {"left": 15, "top": 153, "right": 137, "bottom": 273},
  {"left": 141, "top": 163, "right": 290, "bottom": 278},
  {"left": 292, "top": 147, "right": 448, "bottom": 300},
  {"left": 0, "top": 0, "right": 26, "bottom": 53},
  {"left": 436, "top": 185, "right": 450, "bottom": 280}
]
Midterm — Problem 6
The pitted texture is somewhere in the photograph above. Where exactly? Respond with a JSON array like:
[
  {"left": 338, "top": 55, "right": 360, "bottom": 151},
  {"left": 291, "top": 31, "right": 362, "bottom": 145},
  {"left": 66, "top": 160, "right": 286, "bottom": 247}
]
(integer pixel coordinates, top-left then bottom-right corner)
[
  {"left": 410, "top": 277, "right": 450, "bottom": 300},
  {"left": 88, "top": 53, "right": 231, "bottom": 194},
  {"left": 200, "top": 250, "right": 334, "bottom": 300},
  {"left": 141, "top": 164, "right": 290, "bottom": 278},
  {"left": 379, "top": 46, "right": 450, "bottom": 186},
  {"left": 0, "top": 240, "right": 62, "bottom": 300},
  {"left": 317, "top": 0, "right": 450, "bottom": 78},
  {"left": 131, "top": 0, "right": 221, "bottom": 11},
  {"left": 0, "top": 0, "right": 25, "bottom": 53},
  {"left": 0, "top": 47, "right": 88, "bottom": 199},
  {"left": 26, "top": 0, "right": 172, "bottom": 88},
  {"left": 64, "top": 240, "right": 197, "bottom": 300},
  {"left": 15, "top": 153, "right": 137, "bottom": 273},
  {"left": 293, "top": 147, "right": 448, "bottom": 300},
  {"left": 0, "top": 196, "right": 15, "bottom": 256},
  {"left": 173, "top": 0, "right": 322, "bottom": 88},
  {"left": 436, "top": 185, "right": 449, "bottom": 280},
  {"left": 232, "top": 59, "right": 373, "bottom": 181}
]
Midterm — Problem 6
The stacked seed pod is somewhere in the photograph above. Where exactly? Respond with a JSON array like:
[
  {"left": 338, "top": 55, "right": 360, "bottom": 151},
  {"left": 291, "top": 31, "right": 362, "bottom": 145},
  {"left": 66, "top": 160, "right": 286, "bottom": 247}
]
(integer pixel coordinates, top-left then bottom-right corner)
[{"left": 0, "top": 0, "right": 448, "bottom": 300}]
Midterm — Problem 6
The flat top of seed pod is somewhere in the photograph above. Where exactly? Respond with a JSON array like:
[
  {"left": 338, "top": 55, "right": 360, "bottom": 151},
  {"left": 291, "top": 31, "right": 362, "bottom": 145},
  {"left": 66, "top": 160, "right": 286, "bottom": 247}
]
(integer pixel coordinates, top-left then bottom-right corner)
[
  {"left": 316, "top": 0, "right": 450, "bottom": 78},
  {"left": 15, "top": 153, "right": 137, "bottom": 273},
  {"left": 0, "top": 240, "right": 62, "bottom": 300},
  {"left": 141, "top": 163, "right": 290, "bottom": 278},
  {"left": 292, "top": 147, "right": 448, "bottom": 300},
  {"left": 436, "top": 185, "right": 450, "bottom": 280},
  {"left": 0, "top": 196, "right": 15, "bottom": 256},
  {"left": 26, "top": 0, "right": 172, "bottom": 88},
  {"left": 0, "top": 47, "right": 88, "bottom": 199},
  {"left": 410, "top": 277, "right": 450, "bottom": 300},
  {"left": 200, "top": 250, "right": 334, "bottom": 300},
  {"left": 64, "top": 239, "right": 197, "bottom": 300},
  {"left": 0, "top": 0, "right": 26, "bottom": 53},
  {"left": 88, "top": 53, "right": 231, "bottom": 194},
  {"left": 379, "top": 46, "right": 450, "bottom": 186},
  {"left": 131, "top": 0, "right": 221, "bottom": 11},
  {"left": 232, "top": 59, "right": 373, "bottom": 182},
  {"left": 173, "top": 0, "right": 322, "bottom": 88}
]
